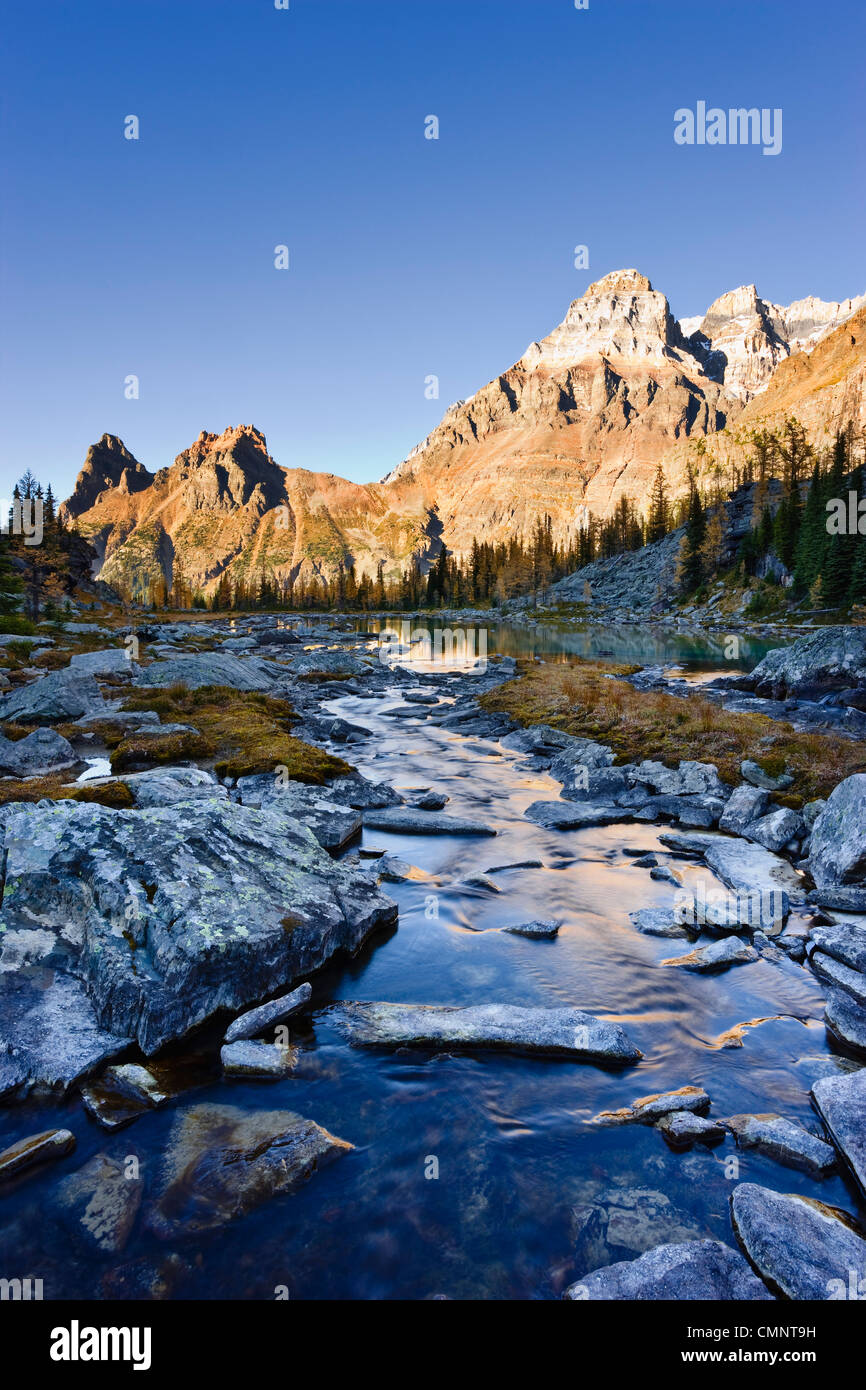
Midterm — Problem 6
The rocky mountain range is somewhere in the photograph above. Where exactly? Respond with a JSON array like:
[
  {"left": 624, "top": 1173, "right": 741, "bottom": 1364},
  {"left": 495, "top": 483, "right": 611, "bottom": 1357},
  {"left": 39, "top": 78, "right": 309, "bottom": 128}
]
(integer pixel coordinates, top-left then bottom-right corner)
[{"left": 61, "top": 270, "right": 866, "bottom": 600}]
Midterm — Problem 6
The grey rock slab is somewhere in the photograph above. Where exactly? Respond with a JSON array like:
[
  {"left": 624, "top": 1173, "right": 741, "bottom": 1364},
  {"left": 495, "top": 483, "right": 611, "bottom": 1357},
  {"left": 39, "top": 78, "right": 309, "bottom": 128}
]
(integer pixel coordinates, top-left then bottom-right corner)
[
  {"left": 811, "top": 1067, "right": 866, "bottom": 1200},
  {"left": 825, "top": 988, "right": 866, "bottom": 1056},
  {"left": 0, "top": 1127, "right": 76, "bottom": 1182},
  {"left": 809, "top": 774, "right": 866, "bottom": 889},
  {"left": 745, "top": 626, "right": 866, "bottom": 700},
  {"left": 325, "top": 774, "right": 402, "bottom": 810},
  {"left": 69, "top": 648, "right": 135, "bottom": 678},
  {"left": 0, "top": 797, "right": 396, "bottom": 1057},
  {"left": 134, "top": 652, "right": 276, "bottom": 691},
  {"left": 111, "top": 766, "right": 227, "bottom": 808},
  {"left": 662, "top": 937, "right": 759, "bottom": 971},
  {"left": 0, "top": 971, "right": 132, "bottom": 1096},
  {"left": 377, "top": 853, "right": 426, "bottom": 883},
  {"left": 224, "top": 982, "right": 312, "bottom": 1043},
  {"left": 731, "top": 1182, "right": 866, "bottom": 1300},
  {"left": 594, "top": 1086, "right": 710, "bottom": 1127},
  {"left": 326, "top": 1002, "right": 642, "bottom": 1062},
  {"left": 146, "top": 1103, "right": 353, "bottom": 1238},
  {"left": 727, "top": 1113, "right": 836, "bottom": 1177},
  {"left": 563, "top": 1239, "right": 772, "bottom": 1301},
  {"left": 362, "top": 808, "right": 496, "bottom": 836}
]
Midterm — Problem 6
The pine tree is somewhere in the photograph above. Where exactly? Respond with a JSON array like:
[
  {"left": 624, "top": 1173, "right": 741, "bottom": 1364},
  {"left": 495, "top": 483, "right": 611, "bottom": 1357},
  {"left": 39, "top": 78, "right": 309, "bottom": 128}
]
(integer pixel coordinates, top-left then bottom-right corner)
[{"left": 646, "top": 465, "right": 669, "bottom": 544}]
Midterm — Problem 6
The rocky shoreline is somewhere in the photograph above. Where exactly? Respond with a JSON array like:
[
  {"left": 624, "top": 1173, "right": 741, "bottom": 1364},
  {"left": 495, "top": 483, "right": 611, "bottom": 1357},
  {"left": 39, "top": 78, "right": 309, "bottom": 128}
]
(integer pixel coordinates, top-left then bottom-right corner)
[{"left": 1, "top": 613, "right": 865, "bottom": 1299}]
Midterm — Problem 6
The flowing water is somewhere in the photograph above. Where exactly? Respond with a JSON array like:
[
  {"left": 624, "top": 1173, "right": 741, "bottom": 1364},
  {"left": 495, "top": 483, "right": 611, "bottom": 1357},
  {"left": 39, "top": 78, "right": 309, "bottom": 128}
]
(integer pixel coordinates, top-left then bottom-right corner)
[{"left": 2, "top": 621, "right": 859, "bottom": 1301}]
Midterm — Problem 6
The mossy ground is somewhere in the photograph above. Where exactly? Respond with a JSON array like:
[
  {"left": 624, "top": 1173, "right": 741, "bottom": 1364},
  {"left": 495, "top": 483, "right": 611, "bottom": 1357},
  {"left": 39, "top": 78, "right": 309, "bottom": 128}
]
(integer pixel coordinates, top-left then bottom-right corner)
[
  {"left": 479, "top": 659, "right": 866, "bottom": 804},
  {"left": 0, "top": 775, "right": 134, "bottom": 807},
  {"left": 114, "top": 684, "right": 352, "bottom": 782}
]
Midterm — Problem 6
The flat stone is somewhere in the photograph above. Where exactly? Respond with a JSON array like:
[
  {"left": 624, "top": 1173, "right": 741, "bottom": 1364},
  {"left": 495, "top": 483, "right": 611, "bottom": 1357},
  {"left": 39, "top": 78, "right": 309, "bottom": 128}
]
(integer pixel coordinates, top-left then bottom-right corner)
[
  {"left": 147, "top": 1103, "right": 353, "bottom": 1238},
  {"left": 662, "top": 937, "right": 759, "bottom": 972},
  {"left": 810, "top": 952, "right": 866, "bottom": 1006},
  {"left": 731, "top": 1182, "right": 866, "bottom": 1300},
  {"left": 362, "top": 808, "right": 496, "bottom": 836},
  {"left": 224, "top": 983, "right": 312, "bottom": 1043},
  {"left": 524, "top": 800, "right": 626, "bottom": 830},
  {"left": 594, "top": 1086, "right": 710, "bottom": 1127},
  {"left": 657, "top": 1112, "right": 726, "bottom": 1147},
  {"left": 563, "top": 1239, "right": 772, "bottom": 1301},
  {"left": 0, "top": 1127, "right": 76, "bottom": 1182},
  {"left": 629, "top": 908, "right": 690, "bottom": 939},
  {"left": 727, "top": 1113, "right": 836, "bottom": 1177},
  {"left": 220, "top": 1040, "right": 298, "bottom": 1079},
  {"left": 812, "top": 1068, "right": 866, "bottom": 1200},
  {"left": 134, "top": 652, "right": 276, "bottom": 691},
  {"left": 501, "top": 919, "right": 560, "bottom": 938},
  {"left": 807, "top": 921, "right": 866, "bottom": 974},
  {"left": 0, "top": 971, "right": 131, "bottom": 1097},
  {"left": 326, "top": 774, "right": 402, "bottom": 809},
  {"left": 326, "top": 1002, "right": 642, "bottom": 1062}
]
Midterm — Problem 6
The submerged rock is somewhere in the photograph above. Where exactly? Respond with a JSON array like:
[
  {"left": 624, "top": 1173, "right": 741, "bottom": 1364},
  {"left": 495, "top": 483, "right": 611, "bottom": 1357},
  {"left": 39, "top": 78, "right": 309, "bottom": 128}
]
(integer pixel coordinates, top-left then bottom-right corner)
[
  {"left": 731, "top": 1183, "right": 866, "bottom": 1300},
  {"left": 54, "top": 1152, "right": 143, "bottom": 1253},
  {"left": 811, "top": 1068, "right": 866, "bottom": 1200},
  {"left": 564, "top": 1239, "right": 771, "bottom": 1301},
  {"left": 326, "top": 1002, "right": 642, "bottom": 1062},
  {"left": 147, "top": 1103, "right": 353, "bottom": 1238},
  {"left": 727, "top": 1113, "right": 836, "bottom": 1177}
]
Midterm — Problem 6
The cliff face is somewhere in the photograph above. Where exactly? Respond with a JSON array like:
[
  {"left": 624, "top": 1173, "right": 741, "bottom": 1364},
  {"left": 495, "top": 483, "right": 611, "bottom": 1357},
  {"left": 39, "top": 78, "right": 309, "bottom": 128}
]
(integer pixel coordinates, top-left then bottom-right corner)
[{"left": 62, "top": 271, "right": 865, "bottom": 596}]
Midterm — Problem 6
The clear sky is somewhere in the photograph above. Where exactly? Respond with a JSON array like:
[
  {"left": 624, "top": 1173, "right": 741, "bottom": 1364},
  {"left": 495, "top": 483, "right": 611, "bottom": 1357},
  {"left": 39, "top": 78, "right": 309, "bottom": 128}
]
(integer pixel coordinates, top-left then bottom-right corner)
[{"left": 2, "top": 0, "right": 864, "bottom": 500}]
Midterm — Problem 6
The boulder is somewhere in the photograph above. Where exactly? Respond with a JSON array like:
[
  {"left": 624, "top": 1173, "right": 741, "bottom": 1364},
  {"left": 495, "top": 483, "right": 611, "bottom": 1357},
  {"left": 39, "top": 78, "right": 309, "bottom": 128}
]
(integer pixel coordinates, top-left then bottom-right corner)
[
  {"left": 744, "top": 626, "right": 866, "bottom": 700},
  {"left": 0, "top": 728, "right": 77, "bottom": 776},
  {"left": 743, "top": 807, "right": 804, "bottom": 854},
  {"left": 0, "top": 669, "right": 104, "bottom": 724},
  {"left": 719, "top": 784, "right": 771, "bottom": 835},
  {"left": 0, "top": 798, "right": 396, "bottom": 1063},
  {"left": 811, "top": 1068, "right": 866, "bottom": 1200},
  {"left": 731, "top": 1183, "right": 866, "bottom": 1300},
  {"left": 235, "top": 775, "right": 362, "bottom": 851},
  {"left": 825, "top": 988, "right": 866, "bottom": 1056},
  {"left": 593, "top": 1086, "right": 710, "bottom": 1127},
  {"left": 563, "top": 1239, "right": 771, "bottom": 1300},
  {"left": 134, "top": 652, "right": 276, "bottom": 691},
  {"left": 808, "top": 775, "right": 866, "bottom": 888},
  {"left": 726, "top": 1113, "right": 836, "bottom": 1177}
]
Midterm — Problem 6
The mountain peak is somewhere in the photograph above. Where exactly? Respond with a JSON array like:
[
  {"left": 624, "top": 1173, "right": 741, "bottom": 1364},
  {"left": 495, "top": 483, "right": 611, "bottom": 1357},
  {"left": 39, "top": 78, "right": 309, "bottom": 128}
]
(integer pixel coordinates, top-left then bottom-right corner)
[{"left": 584, "top": 269, "right": 654, "bottom": 296}]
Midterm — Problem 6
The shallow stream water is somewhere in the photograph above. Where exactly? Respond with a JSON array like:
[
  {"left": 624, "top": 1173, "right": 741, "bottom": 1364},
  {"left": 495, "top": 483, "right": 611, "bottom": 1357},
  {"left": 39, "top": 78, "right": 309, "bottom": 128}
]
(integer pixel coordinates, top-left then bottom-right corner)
[{"left": 3, "top": 620, "right": 859, "bottom": 1301}]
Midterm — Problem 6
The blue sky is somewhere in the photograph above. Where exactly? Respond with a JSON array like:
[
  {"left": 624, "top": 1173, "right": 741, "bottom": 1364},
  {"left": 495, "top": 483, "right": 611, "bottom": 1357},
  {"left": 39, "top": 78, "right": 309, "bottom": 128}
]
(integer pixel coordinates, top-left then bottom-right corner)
[{"left": 2, "top": 0, "right": 864, "bottom": 498}]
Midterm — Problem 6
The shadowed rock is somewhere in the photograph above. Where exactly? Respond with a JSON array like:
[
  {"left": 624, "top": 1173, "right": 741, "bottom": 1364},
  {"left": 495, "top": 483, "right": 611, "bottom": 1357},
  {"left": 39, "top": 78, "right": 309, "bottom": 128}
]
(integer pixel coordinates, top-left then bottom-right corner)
[
  {"left": 727, "top": 1113, "right": 836, "bottom": 1177},
  {"left": 812, "top": 1068, "right": 866, "bottom": 1200},
  {"left": 563, "top": 1239, "right": 772, "bottom": 1300},
  {"left": 731, "top": 1183, "right": 866, "bottom": 1300}
]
